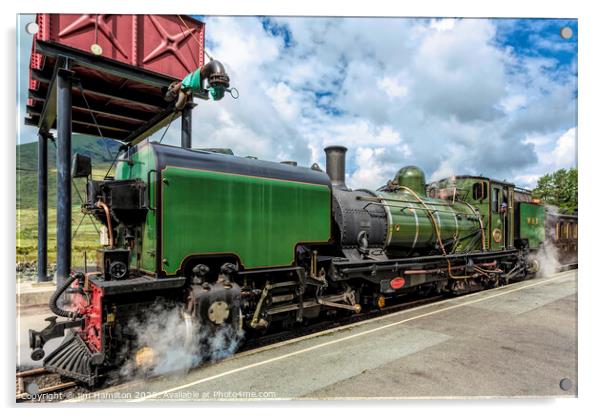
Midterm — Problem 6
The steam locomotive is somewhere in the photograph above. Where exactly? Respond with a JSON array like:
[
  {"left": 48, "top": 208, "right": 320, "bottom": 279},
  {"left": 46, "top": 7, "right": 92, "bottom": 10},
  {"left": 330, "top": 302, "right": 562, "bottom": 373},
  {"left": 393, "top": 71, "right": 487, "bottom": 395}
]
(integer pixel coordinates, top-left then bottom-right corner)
[{"left": 29, "top": 142, "right": 566, "bottom": 385}]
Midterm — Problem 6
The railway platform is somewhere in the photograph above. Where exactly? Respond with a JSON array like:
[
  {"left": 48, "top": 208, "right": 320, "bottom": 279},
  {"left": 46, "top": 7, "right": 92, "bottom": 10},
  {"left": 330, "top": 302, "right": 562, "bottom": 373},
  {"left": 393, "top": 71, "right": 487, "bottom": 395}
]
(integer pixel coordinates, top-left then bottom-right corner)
[
  {"left": 65, "top": 269, "right": 577, "bottom": 401},
  {"left": 16, "top": 280, "right": 56, "bottom": 308}
]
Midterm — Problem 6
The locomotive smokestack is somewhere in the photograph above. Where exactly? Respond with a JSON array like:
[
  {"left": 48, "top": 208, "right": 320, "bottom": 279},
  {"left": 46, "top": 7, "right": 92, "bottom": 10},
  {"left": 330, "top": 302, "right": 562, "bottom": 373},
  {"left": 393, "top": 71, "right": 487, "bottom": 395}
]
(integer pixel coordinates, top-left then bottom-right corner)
[{"left": 324, "top": 146, "right": 348, "bottom": 190}]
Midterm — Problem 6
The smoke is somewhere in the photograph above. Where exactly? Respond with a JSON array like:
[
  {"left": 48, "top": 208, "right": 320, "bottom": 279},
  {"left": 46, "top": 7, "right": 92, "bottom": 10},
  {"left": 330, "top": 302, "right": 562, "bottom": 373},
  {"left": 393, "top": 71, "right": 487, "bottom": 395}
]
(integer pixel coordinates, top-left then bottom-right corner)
[
  {"left": 118, "top": 302, "right": 244, "bottom": 379},
  {"left": 534, "top": 238, "right": 560, "bottom": 278},
  {"left": 534, "top": 205, "right": 561, "bottom": 278}
]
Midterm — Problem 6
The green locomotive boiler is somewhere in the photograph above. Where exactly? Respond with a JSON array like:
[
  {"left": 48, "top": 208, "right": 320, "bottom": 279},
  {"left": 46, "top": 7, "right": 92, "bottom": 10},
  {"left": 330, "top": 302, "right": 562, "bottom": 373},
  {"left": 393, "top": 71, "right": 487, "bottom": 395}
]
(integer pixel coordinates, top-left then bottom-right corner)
[{"left": 30, "top": 142, "right": 543, "bottom": 385}]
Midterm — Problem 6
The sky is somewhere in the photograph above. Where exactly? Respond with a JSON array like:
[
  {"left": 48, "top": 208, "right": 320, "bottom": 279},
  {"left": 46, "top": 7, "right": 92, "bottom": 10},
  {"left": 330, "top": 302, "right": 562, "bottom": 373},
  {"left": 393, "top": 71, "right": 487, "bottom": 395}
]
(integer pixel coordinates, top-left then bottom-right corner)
[{"left": 16, "top": 15, "right": 577, "bottom": 190}]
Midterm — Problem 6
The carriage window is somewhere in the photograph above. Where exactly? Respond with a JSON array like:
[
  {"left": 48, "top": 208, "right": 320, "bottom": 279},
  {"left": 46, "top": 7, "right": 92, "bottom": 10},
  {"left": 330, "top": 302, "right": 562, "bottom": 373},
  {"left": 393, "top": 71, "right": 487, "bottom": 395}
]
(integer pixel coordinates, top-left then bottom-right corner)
[
  {"left": 472, "top": 182, "right": 487, "bottom": 201},
  {"left": 565, "top": 223, "right": 571, "bottom": 240},
  {"left": 556, "top": 222, "right": 563, "bottom": 241},
  {"left": 492, "top": 188, "right": 499, "bottom": 213},
  {"left": 573, "top": 223, "right": 578, "bottom": 239}
]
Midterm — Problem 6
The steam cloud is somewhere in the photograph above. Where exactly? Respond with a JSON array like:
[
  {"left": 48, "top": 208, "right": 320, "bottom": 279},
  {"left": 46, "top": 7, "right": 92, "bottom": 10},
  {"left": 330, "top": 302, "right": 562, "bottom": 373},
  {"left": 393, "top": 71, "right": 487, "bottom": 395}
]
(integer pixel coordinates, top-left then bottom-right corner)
[
  {"left": 535, "top": 205, "right": 561, "bottom": 278},
  {"left": 119, "top": 302, "right": 244, "bottom": 379}
]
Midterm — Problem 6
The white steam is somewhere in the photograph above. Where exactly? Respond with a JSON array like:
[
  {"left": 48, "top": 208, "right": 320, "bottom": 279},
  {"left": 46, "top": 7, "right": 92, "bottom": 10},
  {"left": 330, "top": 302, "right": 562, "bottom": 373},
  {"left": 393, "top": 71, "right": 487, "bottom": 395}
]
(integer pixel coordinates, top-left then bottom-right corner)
[
  {"left": 119, "top": 303, "right": 244, "bottom": 379},
  {"left": 534, "top": 237, "right": 560, "bottom": 278},
  {"left": 534, "top": 205, "right": 561, "bottom": 278}
]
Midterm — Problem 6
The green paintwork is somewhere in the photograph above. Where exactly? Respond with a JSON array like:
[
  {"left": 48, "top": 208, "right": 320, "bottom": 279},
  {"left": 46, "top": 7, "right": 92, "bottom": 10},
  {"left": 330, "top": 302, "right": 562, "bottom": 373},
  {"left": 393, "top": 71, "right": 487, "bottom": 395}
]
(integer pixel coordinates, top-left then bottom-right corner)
[
  {"left": 160, "top": 166, "right": 331, "bottom": 274},
  {"left": 489, "top": 182, "right": 514, "bottom": 251},
  {"left": 377, "top": 189, "right": 482, "bottom": 255},
  {"left": 395, "top": 166, "right": 426, "bottom": 196},
  {"left": 181, "top": 68, "right": 203, "bottom": 92},
  {"left": 114, "top": 143, "right": 158, "bottom": 272},
  {"left": 489, "top": 183, "right": 503, "bottom": 251},
  {"left": 519, "top": 202, "right": 545, "bottom": 248},
  {"left": 181, "top": 68, "right": 225, "bottom": 100},
  {"left": 427, "top": 177, "right": 517, "bottom": 252}
]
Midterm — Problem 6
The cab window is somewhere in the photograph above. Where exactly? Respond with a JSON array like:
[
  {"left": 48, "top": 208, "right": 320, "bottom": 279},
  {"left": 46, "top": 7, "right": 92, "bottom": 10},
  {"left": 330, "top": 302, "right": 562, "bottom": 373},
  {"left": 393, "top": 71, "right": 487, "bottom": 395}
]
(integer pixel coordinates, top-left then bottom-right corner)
[
  {"left": 492, "top": 188, "right": 499, "bottom": 213},
  {"left": 472, "top": 182, "right": 488, "bottom": 201}
]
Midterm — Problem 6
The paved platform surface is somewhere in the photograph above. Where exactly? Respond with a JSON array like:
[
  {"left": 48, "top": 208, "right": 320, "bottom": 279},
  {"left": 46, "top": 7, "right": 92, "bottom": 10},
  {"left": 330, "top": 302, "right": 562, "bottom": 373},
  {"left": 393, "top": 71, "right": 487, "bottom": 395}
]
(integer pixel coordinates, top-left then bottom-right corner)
[
  {"left": 17, "top": 305, "right": 66, "bottom": 369},
  {"left": 65, "top": 269, "right": 576, "bottom": 401},
  {"left": 16, "top": 280, "right": 56, "bottom": 308}
]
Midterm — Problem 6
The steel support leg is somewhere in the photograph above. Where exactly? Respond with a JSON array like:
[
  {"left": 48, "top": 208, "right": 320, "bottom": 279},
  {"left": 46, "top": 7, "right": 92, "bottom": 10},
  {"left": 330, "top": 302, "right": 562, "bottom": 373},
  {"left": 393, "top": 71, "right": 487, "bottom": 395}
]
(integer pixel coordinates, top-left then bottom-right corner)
[
  {"left": 56, "top": 68, "right": 73, "bottom": 286},
  {"left": 37, "top": 132, "right": 49, "bottom": 282},
  {"left": 181, "top": 100, "right": 195, "bottom": 149}
]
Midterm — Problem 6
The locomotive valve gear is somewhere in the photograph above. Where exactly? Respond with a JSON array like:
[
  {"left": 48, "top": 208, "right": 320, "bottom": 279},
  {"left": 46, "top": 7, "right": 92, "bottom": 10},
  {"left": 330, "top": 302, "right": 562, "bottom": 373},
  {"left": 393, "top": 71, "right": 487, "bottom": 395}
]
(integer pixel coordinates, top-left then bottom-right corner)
[{"left": 250, "top": 282, "right": 272, "bottom": 329}]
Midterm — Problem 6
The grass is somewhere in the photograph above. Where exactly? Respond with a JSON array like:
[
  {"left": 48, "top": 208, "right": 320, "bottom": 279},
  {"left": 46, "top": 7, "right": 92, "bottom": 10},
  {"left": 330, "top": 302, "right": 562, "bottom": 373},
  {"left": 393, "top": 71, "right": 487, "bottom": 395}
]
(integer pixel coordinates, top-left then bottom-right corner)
[
  {"left": 16, "top": 135, "right": 120, "bottom": 268},
  {"left": 16, "top": 206, "right": 104, "bottom": 267}
]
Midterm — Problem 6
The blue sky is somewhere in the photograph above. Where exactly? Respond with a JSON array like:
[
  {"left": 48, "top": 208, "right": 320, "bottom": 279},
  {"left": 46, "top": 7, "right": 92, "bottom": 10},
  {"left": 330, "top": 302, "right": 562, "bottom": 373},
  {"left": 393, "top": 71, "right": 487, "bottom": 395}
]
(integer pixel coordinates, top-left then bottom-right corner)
[{"left": 17, "top": 16, "right": 577, "bottom": 189}]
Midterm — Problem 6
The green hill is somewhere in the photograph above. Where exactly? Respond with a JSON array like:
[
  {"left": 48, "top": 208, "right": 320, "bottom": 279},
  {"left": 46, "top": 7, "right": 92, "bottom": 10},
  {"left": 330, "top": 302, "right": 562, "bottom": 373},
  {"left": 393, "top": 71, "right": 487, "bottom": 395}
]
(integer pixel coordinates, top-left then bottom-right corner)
[
  {"left": 17, "top": 135, "right": 120, "bottom": 210},
  {"left": 16, "top": 135, "right": 122, "bottom": 269}
]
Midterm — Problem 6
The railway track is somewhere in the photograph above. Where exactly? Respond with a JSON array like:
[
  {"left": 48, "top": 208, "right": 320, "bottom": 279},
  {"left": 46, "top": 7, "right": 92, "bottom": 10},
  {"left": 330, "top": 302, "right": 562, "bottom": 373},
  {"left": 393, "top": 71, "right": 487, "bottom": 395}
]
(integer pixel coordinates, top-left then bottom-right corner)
[
  {"left": 16, "top": 367, "right": 79, "bottom": 402},
  {"left": 16, "top": 293, "right": 445, "bottom": 402},
  {"left": 17, "top": 265, "right": 576, "bottom": 402}
]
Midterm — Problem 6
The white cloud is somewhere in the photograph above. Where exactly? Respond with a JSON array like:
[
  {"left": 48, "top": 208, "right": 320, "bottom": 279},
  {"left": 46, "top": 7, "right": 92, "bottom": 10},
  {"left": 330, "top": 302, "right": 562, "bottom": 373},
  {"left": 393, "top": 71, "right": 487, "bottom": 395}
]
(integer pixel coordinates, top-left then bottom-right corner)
[
  {"left": 511, "top": 127, "right": 577, "bottom": 188},
  {"left": 429, "top": 18, "right": 457, "bottom": 32},
  {"left": 522, "top": 133, "right": 553, "bottom": 147},
  {"left": 193, "top": 17, "right": 576, "bottom": 190},
  {"left": 500, "top": 94, "right": 527, "bottom": 113},
  {"left": 513, "top": 174, "right": 541, "bottom": 189},
  {"left": 377, "top": 75, "right": 409, "bottom": 99},
  {"left": 551, "top": 127, "right": 577, "bottom": 166},
  {"left": 348, "top": 147, "right": 389, "bottom": 190},
  {"left": 17, "top": 16, "right": 577, "bottom": 192},
  {"left": 265, "top": 82, "right": 300, "bottom": 122},
  {"left": 411, "top": 19, "right": 506, "bottom": 122}
]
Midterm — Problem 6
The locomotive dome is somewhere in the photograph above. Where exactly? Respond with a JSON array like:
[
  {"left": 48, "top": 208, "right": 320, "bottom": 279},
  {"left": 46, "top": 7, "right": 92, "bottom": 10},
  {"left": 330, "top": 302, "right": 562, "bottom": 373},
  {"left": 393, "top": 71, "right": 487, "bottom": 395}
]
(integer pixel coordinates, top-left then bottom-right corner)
[{"left": 395, "top": 166, "right": 426, "bottom": 195}]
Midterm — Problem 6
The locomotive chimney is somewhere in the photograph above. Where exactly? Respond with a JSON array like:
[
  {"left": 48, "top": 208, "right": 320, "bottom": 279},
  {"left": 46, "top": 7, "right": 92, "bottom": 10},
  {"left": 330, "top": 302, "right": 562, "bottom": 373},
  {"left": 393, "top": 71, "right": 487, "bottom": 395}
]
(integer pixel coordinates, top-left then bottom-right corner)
[{"left": 324, "top": 146, "right": 348, "bottom": 190}]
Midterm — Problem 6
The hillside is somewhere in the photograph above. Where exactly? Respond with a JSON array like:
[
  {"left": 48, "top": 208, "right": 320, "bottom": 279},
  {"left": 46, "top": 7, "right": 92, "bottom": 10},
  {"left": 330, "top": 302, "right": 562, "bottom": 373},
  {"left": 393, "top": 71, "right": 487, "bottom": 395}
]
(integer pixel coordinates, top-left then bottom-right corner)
[
  {"left": 16, "top": 135, "right": 120, "bottom": 210},
  {"left": 16, "top": 135, "right": 122, "bottom": 270}
]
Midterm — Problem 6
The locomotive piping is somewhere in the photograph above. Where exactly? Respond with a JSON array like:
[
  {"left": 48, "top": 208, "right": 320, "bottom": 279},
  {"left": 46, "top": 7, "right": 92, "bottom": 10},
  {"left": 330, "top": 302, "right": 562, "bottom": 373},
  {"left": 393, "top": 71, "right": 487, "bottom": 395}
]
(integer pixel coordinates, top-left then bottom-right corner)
[
  {"left": 411, "top": 206, "right": 420, "bottom": 250},
  {"left": 95, "top": 201, "right": 114, "bottom": 248},
  {"left": 49, "top": 273, "right": 83, "bottom": 319}
]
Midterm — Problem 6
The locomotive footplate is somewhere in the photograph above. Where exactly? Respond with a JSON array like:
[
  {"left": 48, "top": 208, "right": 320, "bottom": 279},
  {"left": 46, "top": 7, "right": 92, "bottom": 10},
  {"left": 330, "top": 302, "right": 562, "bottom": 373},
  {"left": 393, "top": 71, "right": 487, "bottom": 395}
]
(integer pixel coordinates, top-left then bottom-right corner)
[{"left": 330, "top": 249, "right": 525, "bottom": 294}]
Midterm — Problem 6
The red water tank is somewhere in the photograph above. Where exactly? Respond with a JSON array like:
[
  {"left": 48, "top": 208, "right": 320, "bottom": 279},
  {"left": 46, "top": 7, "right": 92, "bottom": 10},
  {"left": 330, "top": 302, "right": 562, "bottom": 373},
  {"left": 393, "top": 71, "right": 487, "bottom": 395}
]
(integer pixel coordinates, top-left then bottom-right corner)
[{"left": 31, "top": 14, "right": 204, "bottom": 83}]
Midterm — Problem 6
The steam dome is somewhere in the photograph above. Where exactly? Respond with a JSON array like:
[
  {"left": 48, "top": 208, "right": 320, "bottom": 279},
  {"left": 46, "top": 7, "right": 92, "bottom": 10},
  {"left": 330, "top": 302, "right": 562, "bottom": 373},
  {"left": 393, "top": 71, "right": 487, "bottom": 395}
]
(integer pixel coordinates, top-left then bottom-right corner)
[{"left": 395, "top": 166, "right": 426, "bottom": 196}]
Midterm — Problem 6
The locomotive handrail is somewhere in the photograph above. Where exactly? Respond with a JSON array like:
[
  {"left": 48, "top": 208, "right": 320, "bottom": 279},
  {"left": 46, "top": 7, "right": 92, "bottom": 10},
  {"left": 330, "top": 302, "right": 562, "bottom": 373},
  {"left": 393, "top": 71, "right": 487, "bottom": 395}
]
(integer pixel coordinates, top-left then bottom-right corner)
[
  {"left": 358, "top": 198, "right": 481, "bottom": 218},
  {"left": 395, "top": 185, "right": 471, "bottom": 280},
  {"left": 146, "top": 169, "right": 158, "bottom": 211},
  {"left": 359, "top": 195, "right": 453, "bottom": 207}
]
